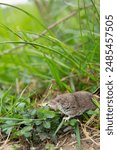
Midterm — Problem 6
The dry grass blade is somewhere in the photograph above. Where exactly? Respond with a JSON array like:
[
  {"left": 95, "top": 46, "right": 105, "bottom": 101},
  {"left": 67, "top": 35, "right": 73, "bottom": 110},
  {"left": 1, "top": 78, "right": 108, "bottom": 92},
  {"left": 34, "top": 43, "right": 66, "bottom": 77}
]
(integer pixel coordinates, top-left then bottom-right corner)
[
  {"left": 81, "top": 124, "right": 100, "bottom": 146},
  {"left": 0, "top": 132, "right": 10, "bottom": 150}
]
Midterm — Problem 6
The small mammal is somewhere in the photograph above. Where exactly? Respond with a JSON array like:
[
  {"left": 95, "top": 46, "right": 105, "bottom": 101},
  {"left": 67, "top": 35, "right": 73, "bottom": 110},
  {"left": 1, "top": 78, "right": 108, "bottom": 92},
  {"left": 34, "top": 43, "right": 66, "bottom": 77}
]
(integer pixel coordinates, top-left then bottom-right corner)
[{"left": 48, "top": 91, "right": 99, "bottom": 118}]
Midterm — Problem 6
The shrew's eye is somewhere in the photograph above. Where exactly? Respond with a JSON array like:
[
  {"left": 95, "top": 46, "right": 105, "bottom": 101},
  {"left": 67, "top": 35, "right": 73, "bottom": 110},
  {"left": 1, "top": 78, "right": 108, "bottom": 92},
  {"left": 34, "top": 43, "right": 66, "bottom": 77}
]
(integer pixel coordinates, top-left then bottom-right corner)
[
  {"left": 71, "top": 106, "right": 76, "bottom": 109},
  {"left": 65, "top": 107, "right": 69, "bottom": 110}
]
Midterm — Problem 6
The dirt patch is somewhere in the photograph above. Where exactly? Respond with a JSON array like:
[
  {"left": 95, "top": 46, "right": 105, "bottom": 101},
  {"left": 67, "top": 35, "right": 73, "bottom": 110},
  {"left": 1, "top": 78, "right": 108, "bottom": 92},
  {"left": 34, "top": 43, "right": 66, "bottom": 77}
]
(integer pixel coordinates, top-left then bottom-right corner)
[{"left": 1, "top": 125, "right": 100, "bottom": 150}]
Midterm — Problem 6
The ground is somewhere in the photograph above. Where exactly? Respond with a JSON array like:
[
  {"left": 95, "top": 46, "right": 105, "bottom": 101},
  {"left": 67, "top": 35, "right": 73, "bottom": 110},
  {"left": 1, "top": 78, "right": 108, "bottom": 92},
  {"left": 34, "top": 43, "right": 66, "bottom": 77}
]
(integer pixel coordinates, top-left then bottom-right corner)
[{"left": 1, "top": 123, "right": 100, "bottom": 150}]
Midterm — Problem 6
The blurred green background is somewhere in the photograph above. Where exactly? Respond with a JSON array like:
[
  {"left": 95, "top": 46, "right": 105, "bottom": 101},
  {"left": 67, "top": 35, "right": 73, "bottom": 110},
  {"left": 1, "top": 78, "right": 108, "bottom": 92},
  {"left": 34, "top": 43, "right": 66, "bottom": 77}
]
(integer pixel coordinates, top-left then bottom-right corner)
[{"left": 0, "top": 0, "right": 99, "bottom": 93}]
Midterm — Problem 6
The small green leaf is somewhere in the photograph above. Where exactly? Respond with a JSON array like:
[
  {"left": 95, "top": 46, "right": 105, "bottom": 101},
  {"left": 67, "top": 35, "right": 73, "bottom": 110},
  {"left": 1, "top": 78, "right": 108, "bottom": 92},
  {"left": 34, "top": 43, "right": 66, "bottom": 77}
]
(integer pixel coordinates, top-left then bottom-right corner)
[
  {"left": 45, "top": 143, "right": 54, "bottom": 150},
  {"left": 17, "top": 102, "right": 25, "bottom": 109},
  {"left": 5, "top": 120, "right": 17, "bottom": 126},
  {"left": 2, "top": 126, "right": 13, "bottom": 134},
  {"left": 21, "top": 119, "right": 33, "bottom": 125},
  {"left": 43, "top": 121, "right": 51, "bottom": 129},
  {"left": 17, "top": 126, "right": 33, "bottom": 138},
  {"left": 86, "top": 110, "right": 95, "bottom": 115},
  {"left": 38, "top": 108, "right": 56, "bottom": 119},
  {"left": 87, "top": 108, "right": 100, "bottom": 115},
  {"left": 35, "top": 120, "right": 42, "bottom": 125},
  {"left": 69, "top": 119, "right": 77, "bottom": 126},
  {"left": 30, "top": 109, "right": 37, "bottom": 116}
]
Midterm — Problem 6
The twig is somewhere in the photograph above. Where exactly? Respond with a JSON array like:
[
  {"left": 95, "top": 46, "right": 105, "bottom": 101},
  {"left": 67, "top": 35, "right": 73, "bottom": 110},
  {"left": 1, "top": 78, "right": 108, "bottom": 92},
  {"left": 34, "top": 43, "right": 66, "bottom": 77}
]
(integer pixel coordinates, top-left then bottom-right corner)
[{"left": 55, "top": 137, "right": 68, "bottom": 149}]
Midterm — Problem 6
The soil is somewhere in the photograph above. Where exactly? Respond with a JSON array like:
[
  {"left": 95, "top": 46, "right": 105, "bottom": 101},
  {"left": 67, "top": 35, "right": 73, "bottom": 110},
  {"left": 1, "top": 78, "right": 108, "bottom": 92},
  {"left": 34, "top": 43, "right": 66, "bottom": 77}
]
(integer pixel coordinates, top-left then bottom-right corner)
[{"left": 1, "top": 127, "right": 100, "bottom": 150}]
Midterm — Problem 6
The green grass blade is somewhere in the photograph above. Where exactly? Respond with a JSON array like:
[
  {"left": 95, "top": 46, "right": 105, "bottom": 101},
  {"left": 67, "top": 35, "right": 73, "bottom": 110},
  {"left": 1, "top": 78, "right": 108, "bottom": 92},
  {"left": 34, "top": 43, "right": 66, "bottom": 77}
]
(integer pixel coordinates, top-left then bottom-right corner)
[
  {"left": 0, "top": 23, "right": 25, "bottom": 41},
  {"left": 74, "top": 122, "right": 81, "bottom": 149}
]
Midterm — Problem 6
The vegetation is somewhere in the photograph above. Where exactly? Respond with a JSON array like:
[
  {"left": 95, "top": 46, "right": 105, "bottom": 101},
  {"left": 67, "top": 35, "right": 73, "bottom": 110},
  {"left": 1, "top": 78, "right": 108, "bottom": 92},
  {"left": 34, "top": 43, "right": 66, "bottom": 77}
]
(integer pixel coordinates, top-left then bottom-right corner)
[{"left": 0, "top": 0, "right": 100, "bottom": 149}]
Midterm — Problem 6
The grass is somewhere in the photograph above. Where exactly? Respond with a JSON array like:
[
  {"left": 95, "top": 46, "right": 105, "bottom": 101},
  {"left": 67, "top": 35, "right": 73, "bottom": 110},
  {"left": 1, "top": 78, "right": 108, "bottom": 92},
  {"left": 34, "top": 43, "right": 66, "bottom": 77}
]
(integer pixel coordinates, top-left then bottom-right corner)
[{"left": 0, "top": 0, "right": 100, "bottom": 149}]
